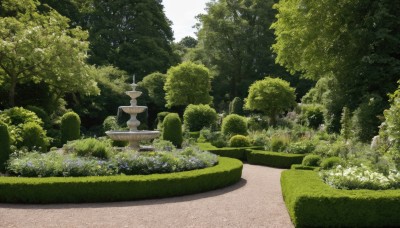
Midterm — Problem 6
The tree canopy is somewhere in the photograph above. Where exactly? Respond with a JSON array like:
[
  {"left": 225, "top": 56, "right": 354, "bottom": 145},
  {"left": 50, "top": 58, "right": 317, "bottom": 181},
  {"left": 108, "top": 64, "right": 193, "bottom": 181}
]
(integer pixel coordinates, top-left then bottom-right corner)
[
  {"left": 164, "top": 62, "right": 212, "bottom": 108},
  {"left": 245, "top": 77, "right": 296, "bottom": 125},
  {"left": 272, "top": 0, "right": 400, "bottom": 133},
  {"left": 196, "top": 0, "right": 292, "bottom": 100},
  {"left": 0, "top": 0, "right": 98, "bottom": 107}
]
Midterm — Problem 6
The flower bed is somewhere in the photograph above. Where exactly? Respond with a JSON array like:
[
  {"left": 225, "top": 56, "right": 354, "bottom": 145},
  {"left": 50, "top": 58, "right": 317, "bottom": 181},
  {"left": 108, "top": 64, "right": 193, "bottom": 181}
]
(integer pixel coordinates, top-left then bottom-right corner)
[
  {"left": 0, "top": 157, "right": 242, "bottom": 204},
  {"left": 281, "top": 170, "right": 400, "bottom": 227}
]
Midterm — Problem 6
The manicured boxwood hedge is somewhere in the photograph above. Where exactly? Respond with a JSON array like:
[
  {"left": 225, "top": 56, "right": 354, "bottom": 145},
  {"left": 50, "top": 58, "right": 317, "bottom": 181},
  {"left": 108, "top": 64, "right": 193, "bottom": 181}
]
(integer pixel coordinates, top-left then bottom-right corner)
[
  {"left": 247, "top": 150, "right": 305, "bottom": 168},
  {"left": 0, "top": 157, "right": 242, "bottom": 204},
  {"left": 197, "top": 143, "right": 262, "bottom": 161},
  {"left": 290, "top": 164, "right": 318, "bottom": 171},
  {"left": 281, "top": 170, "right": 400, "bottom": 227}
]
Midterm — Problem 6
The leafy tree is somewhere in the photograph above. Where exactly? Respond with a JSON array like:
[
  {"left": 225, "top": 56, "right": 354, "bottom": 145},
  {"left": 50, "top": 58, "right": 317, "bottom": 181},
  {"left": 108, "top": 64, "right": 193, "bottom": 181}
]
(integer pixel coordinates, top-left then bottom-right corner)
[
  {"left": 138, "top": 72, "right": 167, "bottom": 108},
  {"left": 84, "top": 0, "right": 178, "bottom": 79},
  {"left": 272, "top": 0, "right": 400, "bottom": 131},
  {"left": 164, "top": 62, "right": 213, "bottom": 108},
  {"left": 179, "top": 36, "right": 198, "bottom": 48},
  {"left": 196, "top": 0, "right": 300, "bottom": 100},
  {"left": 244, "top": 77, "right": 296, "bottom": 125},
  {"left": 0, "top": 0, "right": 99, "bottom": 107}
]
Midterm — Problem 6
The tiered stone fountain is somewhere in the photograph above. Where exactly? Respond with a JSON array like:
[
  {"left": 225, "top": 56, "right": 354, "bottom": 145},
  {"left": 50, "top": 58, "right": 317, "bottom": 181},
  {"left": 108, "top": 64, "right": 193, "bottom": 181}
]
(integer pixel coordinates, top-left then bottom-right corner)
[{"left": 106, "top": 76, "right": 160, "bottom": 150}]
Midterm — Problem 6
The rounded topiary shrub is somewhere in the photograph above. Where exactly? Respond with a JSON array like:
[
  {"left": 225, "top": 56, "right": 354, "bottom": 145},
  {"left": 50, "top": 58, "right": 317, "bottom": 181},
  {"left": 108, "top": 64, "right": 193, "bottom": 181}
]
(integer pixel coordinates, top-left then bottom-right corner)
[
  {"left": 21, "top": 122, "right": 49, "bottom": 152},
  {"left": 162, "top": 113, "right": 183, "bottom": 148},
  {"left": 61, "top": 112, "right": 81, "bottom": 145},
  {"left": 302, "top": 154, "right": 322, "bottom": 166},
  {"left": 103, "top": 116, "right": 119, "bottom": 131},
  {"left": 221, "top": 114, "right": 247, "bottom": 137},
  {"left": 183, "top": 104, "right": 217, "bottom": 131},
  {"left": 229, "top": 97, "right": 244, "bottom": 115},
  {"left": 229, "top": 135, "right": 251, "bottom": 147},
  {"left": 0, "top": 121, "right": 11, "bottom": 172},
  {"left": 320, "top": 156, "right": 343, "bottom": 169}
]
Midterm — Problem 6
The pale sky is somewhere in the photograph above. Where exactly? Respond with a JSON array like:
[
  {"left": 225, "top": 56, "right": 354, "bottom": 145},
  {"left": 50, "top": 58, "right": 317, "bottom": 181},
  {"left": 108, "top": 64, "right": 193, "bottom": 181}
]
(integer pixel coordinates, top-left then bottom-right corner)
[{"left": 162, "top": 0, "right": 210, "bottom": 42}]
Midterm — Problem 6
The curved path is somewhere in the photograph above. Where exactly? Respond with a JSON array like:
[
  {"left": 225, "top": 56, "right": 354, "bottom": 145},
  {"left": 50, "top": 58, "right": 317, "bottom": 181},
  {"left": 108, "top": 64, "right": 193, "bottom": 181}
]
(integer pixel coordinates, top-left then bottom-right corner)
[{"left": 0, "top": 164, "right": 293, "bottom": 228}]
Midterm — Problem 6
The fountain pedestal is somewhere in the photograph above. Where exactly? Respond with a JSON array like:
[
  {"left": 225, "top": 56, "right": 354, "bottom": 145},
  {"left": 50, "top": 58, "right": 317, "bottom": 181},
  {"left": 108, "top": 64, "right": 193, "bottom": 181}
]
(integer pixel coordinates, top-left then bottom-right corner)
[{"left": 106, "top": 76, "right": 160, "bottom": 150}]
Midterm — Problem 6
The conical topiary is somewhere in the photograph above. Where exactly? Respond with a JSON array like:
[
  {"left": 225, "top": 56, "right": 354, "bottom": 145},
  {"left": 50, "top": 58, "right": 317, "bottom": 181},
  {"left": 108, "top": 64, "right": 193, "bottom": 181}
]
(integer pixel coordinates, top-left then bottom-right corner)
[{"left": 229, "top": 97, "right": 244, "bottom": 115}]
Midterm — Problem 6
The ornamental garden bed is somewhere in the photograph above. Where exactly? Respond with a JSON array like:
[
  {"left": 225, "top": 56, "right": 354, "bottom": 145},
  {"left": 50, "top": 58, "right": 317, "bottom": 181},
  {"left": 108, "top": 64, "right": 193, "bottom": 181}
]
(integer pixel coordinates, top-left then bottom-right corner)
[
  {"left": 281, "top": 170, "right": 400, "bottom": 227},
  {"left": 0, "top": 157, "right": 242, "bottom": 204}
]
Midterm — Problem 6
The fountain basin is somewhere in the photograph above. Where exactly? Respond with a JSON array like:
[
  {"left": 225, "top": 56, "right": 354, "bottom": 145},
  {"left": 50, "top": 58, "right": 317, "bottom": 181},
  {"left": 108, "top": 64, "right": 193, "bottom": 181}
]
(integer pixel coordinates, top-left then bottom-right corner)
[
  {"left": 106, "top": 130, "right": 160, "bottom": 141},
  {"left": 120, "top": 106, "right": 147, "bottom": 114},
  {"left": 126, "top": 91, "right": 142, "bottom": 99}
]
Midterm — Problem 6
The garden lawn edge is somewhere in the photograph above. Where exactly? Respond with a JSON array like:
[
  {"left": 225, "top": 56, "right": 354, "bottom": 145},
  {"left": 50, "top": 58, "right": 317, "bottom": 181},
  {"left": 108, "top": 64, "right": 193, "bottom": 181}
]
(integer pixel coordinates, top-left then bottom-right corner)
[
  {"left": 0, "top": 157, "right": 242, "bottom": 204},
  {"left": 281, "top": 170, "right": 400, "bottom": 227},
  {"left": 247, "top": 150, "right": 305, "bottom": 168}
]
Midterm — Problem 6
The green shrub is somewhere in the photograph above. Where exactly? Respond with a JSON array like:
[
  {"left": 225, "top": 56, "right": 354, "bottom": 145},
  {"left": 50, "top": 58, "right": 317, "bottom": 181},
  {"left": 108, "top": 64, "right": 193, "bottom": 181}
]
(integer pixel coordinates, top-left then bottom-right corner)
[
  {"left": 156, "top": 111, "right": 170, "bottom": 129},
  {"left": 247, "top": 115, "right": 269, "bottom": 131},
  {"left": 0, "top": 107, "right": 44, "bottom": 147},
  {"left": 0, "top": 157, "right": 242, "bottom": 203},
  {"left": 340, "top": 107, "right": 352, "bottom": 140},
  {"left": 229, "top": 135, "right": 251, "bottom": 147},
  {"left": 183, "top": 104, "right": 217, "bottom": 131},
  {"left": 0, "top": 107, "right": 43, "bottom": 127},
  {"left": 229, "top": 97, "right": 244, "bottom": 115},
  {"left": 0, "top": 122, "right": 11, "bottom": 173},
  {"left": 61, "top": 112, "right": 81, "bottom": 145},
  {"left": 102, "top": 116, "right": 119, "bottom": 131},
  {"left": 321, "top": 156, "right": 343, "bottom": 169},
  {"left": 247, "top": 150, "right": 305, "bottom": 168},
  {"left": 269, "top": 134, "right": 290, "bottom": 152},
  {"left": 26, "top": 105, "right": 50, "bottom": 127},
  {"left": 221, "top": 114, "right": 247, "bottom": 137},
  {"left": 281, "top": 170, "right": 400, "bottom": 227},
  {"left": 162, "top": 113, "right": 183, "bottom": 148},
  {"left": 300, "top": 104, "right": 324, "bottom": 129},
  {"left": 65, "top": 138, "right": 112, "bottom": 159},
  {"left": 302, "top": 154, "right": 322, "bottom": 166},
  {"left": 21, "top": 122, "right": 49, "bottom": 152},
  {"left": 287, "top": 140, "right": 316, "bottom": 154}
]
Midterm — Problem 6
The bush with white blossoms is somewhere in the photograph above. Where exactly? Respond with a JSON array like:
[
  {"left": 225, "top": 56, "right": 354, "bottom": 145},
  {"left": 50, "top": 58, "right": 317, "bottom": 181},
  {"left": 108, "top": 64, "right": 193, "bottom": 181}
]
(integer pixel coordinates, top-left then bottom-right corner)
[{"left": 320, "top": 164, "right": 400, "bottom": 190}]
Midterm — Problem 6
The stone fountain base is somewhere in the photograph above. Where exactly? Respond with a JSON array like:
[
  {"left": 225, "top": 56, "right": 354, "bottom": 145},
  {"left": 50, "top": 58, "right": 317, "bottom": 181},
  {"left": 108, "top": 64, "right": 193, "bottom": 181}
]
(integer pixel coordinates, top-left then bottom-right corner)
[{"left": 106, "top": 130, "right": 160, "bottom": 150}]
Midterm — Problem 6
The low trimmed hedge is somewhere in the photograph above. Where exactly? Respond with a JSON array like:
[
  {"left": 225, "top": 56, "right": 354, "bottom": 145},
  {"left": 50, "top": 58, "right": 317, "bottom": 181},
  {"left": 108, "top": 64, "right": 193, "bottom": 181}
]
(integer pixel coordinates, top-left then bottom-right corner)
[
  {"left": 281, "top": 170, "right": 400, "bottom": 227},
  {"left": 197, "top": 143, "right": 262, "bottom": 161},
  {"left": 247, "top": 150, "right": 305, "bottom": 168},
  {"left": 290, "top": 164, "right": 318, "bottom": 171},
  {"left": 0, "top": 157, "right": 242, "bottom": 204}
]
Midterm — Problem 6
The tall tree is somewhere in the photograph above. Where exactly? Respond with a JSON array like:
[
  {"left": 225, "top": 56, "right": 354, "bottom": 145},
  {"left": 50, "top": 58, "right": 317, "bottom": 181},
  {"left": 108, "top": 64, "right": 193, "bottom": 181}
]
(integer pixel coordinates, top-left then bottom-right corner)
[
  {"left": 272, "top": 0, "right": 400, "bottom": 134},
  {"left": 196, "top": 0, "right": 293, "bottom": 100},
  {"left": 86, "top": 0, "right": 178, "bottom": 79},
  {"left": 0, "top": 0, "right": 99, "bottom": 108}
]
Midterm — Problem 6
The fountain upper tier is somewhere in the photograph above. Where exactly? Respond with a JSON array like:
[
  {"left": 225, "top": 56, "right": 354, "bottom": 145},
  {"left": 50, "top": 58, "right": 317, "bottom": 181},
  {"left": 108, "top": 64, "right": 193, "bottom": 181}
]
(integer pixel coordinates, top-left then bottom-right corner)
[{"left": 120, "top": 106, "right": 147, "bottom": 115}]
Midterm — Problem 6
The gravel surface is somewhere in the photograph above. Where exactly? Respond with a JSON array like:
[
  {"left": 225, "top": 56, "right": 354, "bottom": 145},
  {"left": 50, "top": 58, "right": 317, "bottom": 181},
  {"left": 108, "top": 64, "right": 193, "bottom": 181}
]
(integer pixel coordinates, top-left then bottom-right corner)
[{"left": 0, "top": 164, "right": 293, "bottom": 228}]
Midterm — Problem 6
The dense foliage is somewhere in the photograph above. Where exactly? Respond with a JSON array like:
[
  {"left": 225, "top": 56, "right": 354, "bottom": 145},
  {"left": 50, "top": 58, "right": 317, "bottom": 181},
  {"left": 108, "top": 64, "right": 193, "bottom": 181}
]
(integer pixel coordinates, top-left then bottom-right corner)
[
  {"left": 61, "top": 112, "right": 81, "bottom": 145},
  {"left": 183, "top": 104, "right": 217, "bottom": 131},
  {"left": 164, "top": 62, "right": 212, "bottom": 108},
  {"left": 245, "top": 77, "right": 296, "bottom": 125},
  {"left": 221, "top": 114, "right": 248, "bottom": 137},
  {"left": 162, "top": 113, "right": 183, "bottom": 148},
  {"left": 0, "top": 121, "right": 11, "bottom": 172}
]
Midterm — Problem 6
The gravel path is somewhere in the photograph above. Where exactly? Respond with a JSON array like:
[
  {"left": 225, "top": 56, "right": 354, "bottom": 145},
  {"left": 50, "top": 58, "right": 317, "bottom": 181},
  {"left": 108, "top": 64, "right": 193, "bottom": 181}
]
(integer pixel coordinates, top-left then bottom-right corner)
[{"left": 0, "top": 164, "right": 293, "bottom": 228}]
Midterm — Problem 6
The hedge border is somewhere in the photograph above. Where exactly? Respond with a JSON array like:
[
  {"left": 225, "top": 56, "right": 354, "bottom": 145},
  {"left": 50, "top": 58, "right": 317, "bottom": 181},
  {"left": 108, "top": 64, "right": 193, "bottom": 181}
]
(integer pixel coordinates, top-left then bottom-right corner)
[
  {"left": 247, "top": 150, "right": 305, "bottom": 168},
  {"left": 197, "top": 143, "right": 263, "bottom": 161},
  {"left": 290, "top": 164, "right": 319, "bottom": 171},
  {"left": 281, "top": 170, "right": 400, "bottom": 227},
  {"left": 0, "top": 157, "right": 242, "bottom": 204}
]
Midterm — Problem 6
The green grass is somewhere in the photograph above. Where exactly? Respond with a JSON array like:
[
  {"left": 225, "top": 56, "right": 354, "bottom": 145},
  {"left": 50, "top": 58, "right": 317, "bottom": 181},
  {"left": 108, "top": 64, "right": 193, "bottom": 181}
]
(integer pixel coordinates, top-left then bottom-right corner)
[
  {"left": 281, "top": 170, "right": 400, "bottom": 227},
  {"left": 0, "top": 157, "right": 242, "bottom": 204}
]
